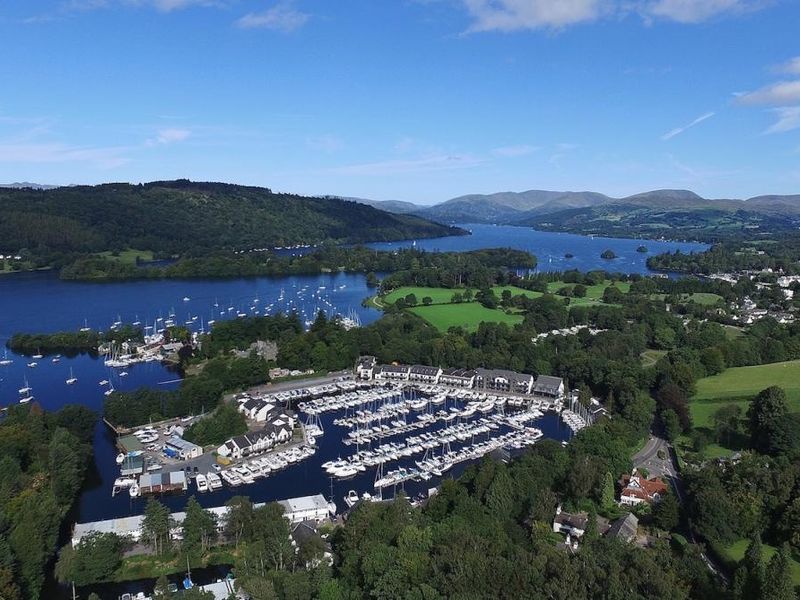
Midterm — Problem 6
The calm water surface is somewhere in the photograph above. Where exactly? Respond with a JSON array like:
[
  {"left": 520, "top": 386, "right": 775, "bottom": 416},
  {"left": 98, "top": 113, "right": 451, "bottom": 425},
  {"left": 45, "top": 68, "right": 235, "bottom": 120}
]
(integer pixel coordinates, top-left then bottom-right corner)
[{"left": 0, "top": 226, "right": 706, "bottom": 596}]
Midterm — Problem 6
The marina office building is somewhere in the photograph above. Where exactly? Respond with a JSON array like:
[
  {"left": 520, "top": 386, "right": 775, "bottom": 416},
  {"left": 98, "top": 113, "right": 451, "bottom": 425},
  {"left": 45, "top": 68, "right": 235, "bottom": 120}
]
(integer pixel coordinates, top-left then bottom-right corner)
[
  {"left": 356, "top": 356, "right": 565, "bottom": 400},
  {"left": 71, "top": 494, "right": 333, "bottom": 547}
]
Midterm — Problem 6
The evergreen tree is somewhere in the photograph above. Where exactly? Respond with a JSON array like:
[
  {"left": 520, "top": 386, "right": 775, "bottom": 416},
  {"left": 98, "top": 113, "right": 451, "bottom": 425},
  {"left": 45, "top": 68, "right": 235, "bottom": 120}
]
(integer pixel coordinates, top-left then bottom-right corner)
[
  {"left": 182, "top": 496, "right": 217, "bottom": 560},
  {"left": 600, "top": 472, "right": 616, "bottom": 510},
  {"left": 142, "top": 499, "right": 173, "bottom": 556},
  {"left": 763, "top": 544, "right": 796, "bottom": 600},
  {"left": 742, "top": 534, "right": 765, "bottom": 600}
]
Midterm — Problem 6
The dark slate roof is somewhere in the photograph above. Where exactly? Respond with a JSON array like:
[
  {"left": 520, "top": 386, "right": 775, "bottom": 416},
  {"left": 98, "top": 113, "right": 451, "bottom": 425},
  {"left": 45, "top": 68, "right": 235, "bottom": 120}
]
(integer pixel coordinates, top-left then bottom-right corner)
[
  {"left": 380, "top": 364, "right": 410, "bottom": 373},
  {"left": 291, "top": 520, "right": 319, "bottom": 545},
  {"left": 476, "top": 368, "right": 533, "bottom": 383},
  {"left": 232, "top": 435, "right": 251, "bottom": 449},
  {"left": 441, "top": 368, "right": 476, "bottom": 378},
  {"left": 607, "top": 513, "right": 638, "bottom": 542},
  {"left": 242, "top": 397, "right": 263, "bottom": 411},
  {"left": 534, "top": 375, "right": 563, "bottom": 393},
  {"left": 358, "top": 356, "right": 377, "bottom": 368},
  {"left": 410, "top": 365, "right": 440, "bottom": 376}
]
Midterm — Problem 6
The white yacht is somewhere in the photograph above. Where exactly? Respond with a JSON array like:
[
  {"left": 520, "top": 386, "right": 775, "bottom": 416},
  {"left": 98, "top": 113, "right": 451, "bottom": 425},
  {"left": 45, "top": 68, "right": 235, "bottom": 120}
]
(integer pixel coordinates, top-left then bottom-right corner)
[
  {"left": 195, "top": 473, "right": 208, "bottom": 492},
  {"left": 66, "top": 368, "right": 77, "bottom": 385}
]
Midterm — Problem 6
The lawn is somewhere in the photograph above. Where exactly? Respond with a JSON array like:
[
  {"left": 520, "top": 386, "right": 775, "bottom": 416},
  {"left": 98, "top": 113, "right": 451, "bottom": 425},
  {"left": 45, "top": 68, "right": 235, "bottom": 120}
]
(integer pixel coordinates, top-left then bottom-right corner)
[
  {"left": 383, "top": 285, "right": 541, "bottom": 306},
  {"left": 715, "top": 539, "right": 800, "bottom": 585},
  {"left": 650, "top": 293, "right": 724, "bottom": 306},
  {"left": 98, "top": 248, "right": 155, "bottom": 264},
  {"left": 690, "top": 360, "right": 800, "bottom": 427},
  {"left": 640, "top": 349, "right": 667, "bottom": 368},
  {"left": 408, "top": 302, "right": 524, "bottom": 333}
]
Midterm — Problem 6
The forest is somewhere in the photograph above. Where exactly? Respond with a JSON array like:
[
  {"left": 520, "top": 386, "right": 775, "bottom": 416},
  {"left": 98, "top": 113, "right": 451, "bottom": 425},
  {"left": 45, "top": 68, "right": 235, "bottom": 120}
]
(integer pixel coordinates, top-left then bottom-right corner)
[
  {"left": 0, "top": 403, "right": 96, "bottom": 600},
  {"left": 0, "top": 180, "right": 462, "bottom": 271}
]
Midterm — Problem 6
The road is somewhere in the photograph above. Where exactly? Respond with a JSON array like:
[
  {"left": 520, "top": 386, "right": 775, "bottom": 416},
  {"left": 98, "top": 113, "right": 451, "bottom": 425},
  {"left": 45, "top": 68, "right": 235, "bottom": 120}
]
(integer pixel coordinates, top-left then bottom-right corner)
[{"left": 633, "top": 432, "right": 727, "bottom": 582}]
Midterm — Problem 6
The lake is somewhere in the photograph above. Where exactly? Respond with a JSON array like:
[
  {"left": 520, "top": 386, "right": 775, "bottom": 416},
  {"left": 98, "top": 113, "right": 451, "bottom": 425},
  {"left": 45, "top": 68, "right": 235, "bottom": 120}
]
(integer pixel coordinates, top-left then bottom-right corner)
[{"left": 0, "top": 225, "right": 705, "bottom": 596}]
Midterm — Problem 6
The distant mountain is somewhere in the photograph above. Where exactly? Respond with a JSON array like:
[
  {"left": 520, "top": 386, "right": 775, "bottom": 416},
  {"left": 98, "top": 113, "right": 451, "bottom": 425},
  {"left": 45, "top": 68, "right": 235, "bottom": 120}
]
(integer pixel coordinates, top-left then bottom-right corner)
[
  {"left": 334, "top": 196, "right": 422, "bottom": 214},
  {"left": 521, "top": 189, "right": 800, "bottom": 241},
  {"left": 0, "top": 180, "right": 464, "bottom": 260},
  {"left": 0, "top": 182, "right": 59, "bottom": 190},
  {"left": 416, "top": 190, "right": 611, "bottom": 224}
]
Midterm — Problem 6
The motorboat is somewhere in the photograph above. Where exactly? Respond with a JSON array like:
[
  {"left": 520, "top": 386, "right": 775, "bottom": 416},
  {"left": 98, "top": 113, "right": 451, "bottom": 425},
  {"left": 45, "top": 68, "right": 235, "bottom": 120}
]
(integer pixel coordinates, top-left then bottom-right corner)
[
  {"left": 195, "top": 473, "right": 208, "bottom": 492},
  {"left": 129, "top": 483, "right": 140, "bottom": 498},
  {"left": 344, "top": 490, "right": 359, "bottom": 508}
]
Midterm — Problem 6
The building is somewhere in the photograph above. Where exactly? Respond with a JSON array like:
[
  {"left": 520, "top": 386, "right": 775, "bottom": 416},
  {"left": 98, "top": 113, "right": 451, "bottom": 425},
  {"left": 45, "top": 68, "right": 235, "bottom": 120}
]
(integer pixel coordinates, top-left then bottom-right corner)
[
  {"left": 138, "top": 471, "right": 188, "bottom": 495},
  {"left": 119, "top": 454, "right": 145, "bottom": 477},
  {"left": 408, "top": 365, "right": 442, "bottom": 383},
  {"left": 438, "top": 368, "right": 476, "bottom": 388},
  {"left": 216, "top": 421, "right": 293, "bottom": 459},
  {"left": 277, "top": 494, "right": 334, "bottom": 523},
  {"left": 607, "top": 513, "right": 638, "bottom": 543},
  {"left": 552, "top": 505, "right": 610, "bottom": 538},
  {"left": 533, "top": 375, "right": 565, "bottom": 399},
  {"left": 475, "top": 368, "right": 534, "bottom": 394},
  {"left": 355, "top": 355, "right": 377, "bottom": 380},
  {"left": 164, "top": 435, "right": 203, "bottom": 460},
  {"left": 72, "top": 493, "right": 333, "bottom": 547},
  {"left": 374, "top": 364, "right": 411, "bottom": 381},
  {"left": 619, "top": 473, "right": 668, "bottom": 506}
]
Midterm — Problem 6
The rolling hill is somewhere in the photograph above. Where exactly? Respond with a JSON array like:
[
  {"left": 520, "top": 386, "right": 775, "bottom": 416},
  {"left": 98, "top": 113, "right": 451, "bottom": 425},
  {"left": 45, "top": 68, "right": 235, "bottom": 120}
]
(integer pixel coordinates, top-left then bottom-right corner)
[{"left": 0, "top": 180, "right": 464, "bottom": 264}]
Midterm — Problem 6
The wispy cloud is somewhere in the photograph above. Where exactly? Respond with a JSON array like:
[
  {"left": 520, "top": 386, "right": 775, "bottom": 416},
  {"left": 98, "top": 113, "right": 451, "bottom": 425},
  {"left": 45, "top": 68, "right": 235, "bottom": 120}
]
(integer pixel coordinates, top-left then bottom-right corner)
[
  {"left": 771, "top": 56, "right": 800, "bottom": 76},
  {"left": 147, "top": 128, "right": 192, "bottom": 146},
  {"left": 0, "top": 142, "right": 131, "bottom": 168},
  {"left": 461, "top": 0, "right": 605, "bottom": 32},
  {"left": 235, "top": 2, "right": 310, "bottom": 31},
  {"left": 642, "top": 0, "right": 765, "bottom": 24},
  {"left": 307, "top": 135, "right": 343, "bottom": 153},
  {"left": 455, "top": 0, "right": 770, "bottom": 32},
  {"left": 661, "top": 111, "right": 715, "bottom": 140},
  {"left": 735, "top": 80, "right": 800, "bottom": 106},
  {"left": 491, "top": 144, "right": 539, "bottom": 157},
  {"left": 765, "top": 107, "right": 800, "bottom": 134},
  {"left": 330, "top": 154, "right": 484, "bottom": 176}
]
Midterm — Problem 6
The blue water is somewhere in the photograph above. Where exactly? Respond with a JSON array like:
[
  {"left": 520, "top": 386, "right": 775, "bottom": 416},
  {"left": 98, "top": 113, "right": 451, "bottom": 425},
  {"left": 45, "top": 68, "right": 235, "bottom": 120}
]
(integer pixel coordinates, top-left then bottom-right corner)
[
  {"left": 0, "top": 226, "right": 707, "bottom": 524},
  {"left": 365, "top": 223, "right": 706, "bottom": 274}
]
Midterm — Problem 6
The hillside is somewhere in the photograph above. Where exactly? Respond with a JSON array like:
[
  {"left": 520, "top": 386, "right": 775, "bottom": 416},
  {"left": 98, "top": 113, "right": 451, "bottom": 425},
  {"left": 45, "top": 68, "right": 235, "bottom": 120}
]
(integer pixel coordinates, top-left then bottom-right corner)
[
  {"left": 0, "top": 180, "right": 463, "bottom": 266},
  {"left": 415, "top": 190, "right": 611, "bottom": 223},
  {"left": 334, "top": 196, "right": 422, "bottom": 214}
]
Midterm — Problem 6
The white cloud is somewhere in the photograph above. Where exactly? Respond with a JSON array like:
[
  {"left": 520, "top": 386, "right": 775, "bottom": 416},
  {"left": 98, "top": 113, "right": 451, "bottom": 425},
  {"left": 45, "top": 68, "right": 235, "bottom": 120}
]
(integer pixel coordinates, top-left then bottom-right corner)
[
  {"left": 307, "top": 135, "right": 343, "bottom": 153},
  {"left": 661, "top": 111, "right": 715, "bottom": 140},
  {"left": 455, "top": 0, "right": 769, "bottom": 31},
  {"left": 736, "top": 80, "right": 800, "bottom": 106},
  {"left": 765, "top": 107, "right": 800, "bottom": 134},
  {"left": 0, "top": 142, "right": 130, "bottom": 168},
  {"left": 147, "top": 128, "right": 192, "bottom": 145},
  {"left": 642, "top": 0, "right": 761, "bottom": 24},
  {"left": 330, "top": 154, "right": 484, "bottom": 176},
  {"left": 491, "top": 144, "right": 539, "bottom": 157},
  {"left": 236, "top": 3, "right": 310, "bottom": 31},
  {"left": 461, "top": 0, "right": 606, "bottom": 31},
  {"left": 772, "top": 56, "right": 800, "bottom": 76}
]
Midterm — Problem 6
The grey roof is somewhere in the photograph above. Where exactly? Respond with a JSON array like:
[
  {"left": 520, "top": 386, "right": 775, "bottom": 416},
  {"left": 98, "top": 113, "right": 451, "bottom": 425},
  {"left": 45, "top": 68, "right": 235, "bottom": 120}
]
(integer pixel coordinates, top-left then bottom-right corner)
[
  {"left": 534, "top": 375, "right": 564, "bottom": 393},
  {"left": 379, "top": 364, "right": 410, "bottom": 374},
  {"left": 441, "top": 368, "right": 476, "bottom": 378},
  {"left": 410, "top": 365, "right": 440, "bottom": 376},
  {"left": 165, "top": 435, "right": 201, "bottom": 452},
  {"left": 232, "top": 434, "right": 251, "bottom": 449},
  {"left": 278, "top": 494, "right": 331, "bottom": 516},
  {"left": 476, "top": 368, "right": 533, "bottom": 383},
  {"left": 242, "top": 397, "right": 263, "bottom": 411},
  {"left": 358, "top": 356, "right": 377, "bottom": 367},
  {"left": 608, "top": 513, "right": 638, "bottom": 542}
]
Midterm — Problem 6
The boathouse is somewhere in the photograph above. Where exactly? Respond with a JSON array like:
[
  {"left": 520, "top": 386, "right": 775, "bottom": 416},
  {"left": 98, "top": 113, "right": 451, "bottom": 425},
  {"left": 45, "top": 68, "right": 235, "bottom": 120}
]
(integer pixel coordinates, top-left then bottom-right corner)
[
  {"left": 277, "top": 494, "right": 332, "bottom": 523},
  {"left": 164, "top": 435, "right": 202, "bottom": 460},
  {"left": 138, "top": 471, "right": 188, "bottom": 495}
]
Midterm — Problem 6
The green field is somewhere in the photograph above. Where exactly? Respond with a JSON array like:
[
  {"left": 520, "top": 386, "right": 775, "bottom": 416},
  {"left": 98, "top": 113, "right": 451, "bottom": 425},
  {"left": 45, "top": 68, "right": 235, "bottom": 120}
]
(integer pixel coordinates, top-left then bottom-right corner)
[
  {"left": 640, "top": 349, "right": 667, "bottom": 367},
  {"left": 408, "top": 302, "right": 524, "bottom": 333},
  {"left": 716, "top": 539, "right": 800, "bottom": 585},
  {"left": 383, "top": 285, "right": 541, "bottom": 306},
  {"left": 690, "top": 360, "right": 800, "bottom": 427},
  {"left": 651, "top": 292, "right": 724, "bottom": 306},
  {"left": 98, "top": 248, "right": 155, "bottom": 264}
]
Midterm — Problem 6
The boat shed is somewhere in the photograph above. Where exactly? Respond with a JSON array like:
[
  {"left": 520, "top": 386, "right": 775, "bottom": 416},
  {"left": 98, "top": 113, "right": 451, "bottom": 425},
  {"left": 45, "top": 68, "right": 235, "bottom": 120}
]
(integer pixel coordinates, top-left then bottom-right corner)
[
  {"left": 164, "top": 435, "right": 202, "bottom": 460},
  {"left": 277, "top": 494, "right": 333, "bottom": 523},
  {"left": 119, "top": 454, "right": 145, "bottom": 476},
  {"left": 139, "top": 471, "right": 188, "bottom": 495},
  {"left": 118, "top": 434, "right": 143, "bottom": 453}
]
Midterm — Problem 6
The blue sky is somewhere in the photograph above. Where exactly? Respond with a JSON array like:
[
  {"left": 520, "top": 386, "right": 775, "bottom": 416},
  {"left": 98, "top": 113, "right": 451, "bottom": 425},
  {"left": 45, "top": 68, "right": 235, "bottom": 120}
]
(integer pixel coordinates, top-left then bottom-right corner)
[{"left": 0, "top": 0, "right": 798, "bottom": 203}]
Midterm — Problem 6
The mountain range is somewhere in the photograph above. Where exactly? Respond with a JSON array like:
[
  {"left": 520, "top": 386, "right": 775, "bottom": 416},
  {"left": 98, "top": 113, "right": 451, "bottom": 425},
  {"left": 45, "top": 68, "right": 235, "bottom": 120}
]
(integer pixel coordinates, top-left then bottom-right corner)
[{"left": 350, "top": 188, "right": 800, "bottom": 241}]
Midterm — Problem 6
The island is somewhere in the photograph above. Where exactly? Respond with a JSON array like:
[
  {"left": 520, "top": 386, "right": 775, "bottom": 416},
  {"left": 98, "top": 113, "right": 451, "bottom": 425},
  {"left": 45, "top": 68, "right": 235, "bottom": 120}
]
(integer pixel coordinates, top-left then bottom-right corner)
[
  {"left": 600, "top": 249, "right": 617, "bottom": 259},
  {"left": 636, "top": 245, "right": 648, "bottom": 253}
]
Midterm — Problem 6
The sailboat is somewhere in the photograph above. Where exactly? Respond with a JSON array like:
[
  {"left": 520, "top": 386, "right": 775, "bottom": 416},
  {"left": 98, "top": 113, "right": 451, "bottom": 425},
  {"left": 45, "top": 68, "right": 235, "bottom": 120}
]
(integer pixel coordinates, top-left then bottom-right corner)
[
  {"left": 19, "top": 378, "right": 33, "bottom": 403},
  {"left": 32, "top": 349, "right": 43, "bottom": 359},
  {"left": 66, "top": 367, "right": 77, "bottom": 385},
  {"left": 104, "top": 381, "right": 116, "bottom": 396},
  {"left": 79, "top": 318, "right": 91, "bottom": 332},
  {"left": 0, "top": 350, "right": 12, "bottom": 366}
]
